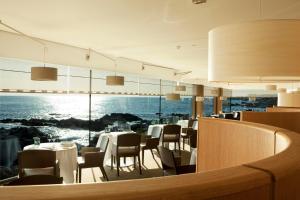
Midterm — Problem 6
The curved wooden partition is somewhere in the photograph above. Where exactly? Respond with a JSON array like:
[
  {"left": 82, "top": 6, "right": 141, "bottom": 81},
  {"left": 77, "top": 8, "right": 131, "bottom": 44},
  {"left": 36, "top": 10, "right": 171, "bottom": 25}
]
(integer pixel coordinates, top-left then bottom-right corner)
[{"left": 1, "top": 118, "right": 300, "bottom": 200}]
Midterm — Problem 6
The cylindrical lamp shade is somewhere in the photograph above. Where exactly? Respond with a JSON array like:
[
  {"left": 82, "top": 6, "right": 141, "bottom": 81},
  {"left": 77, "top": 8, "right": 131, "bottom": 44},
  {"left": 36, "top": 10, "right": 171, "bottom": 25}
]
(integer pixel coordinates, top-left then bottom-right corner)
[
  {"left": 175, "top": 85, "right": 186, "bottom": 92},
  {"left": 166, "top": 93, "right": 180, "bottom": 101},
  {"left": 265, "top": 85, "right": 277, "bottom": 91},
  {"left": 278, "top": 93, "right": 300, "bottom": 107},
  {"left": 106, "top": 76, "right": 124, "bottom": 86},
  {"left": 277, "top": 88, "right": 287, "bottom": 93},
  {"left": 31, "top": 67, "right": 57, "bottom": 81},
  {"left": 208, "top": 20, "right": 300, "bottom": 82}
]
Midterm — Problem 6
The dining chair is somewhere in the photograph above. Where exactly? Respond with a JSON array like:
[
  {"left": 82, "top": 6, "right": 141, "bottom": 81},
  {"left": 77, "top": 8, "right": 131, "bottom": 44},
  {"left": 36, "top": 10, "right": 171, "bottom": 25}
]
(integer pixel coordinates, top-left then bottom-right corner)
[
  {"left": 162, "top": 124, "right": 181, "bottom": 153},
  {"left": 76, "top": 135, "right": 109, "bottom": 182},
  {"left": 158, "top": 146, "right": 196, "bottom": 176},
  {"left": 141, "top": 126, "right": 162, "bottom": 164},
  {"left": 111, "top": 133, "right": 142, "bottom": 176},
  {"left": 6, "top": 175, "right": 63, "bottom": 186},
  {"left": 181, "top": 120, "right": 198, "bottom": 150},
  {"left": 18, "top": 150, "right": 59, "bottom": 178}
]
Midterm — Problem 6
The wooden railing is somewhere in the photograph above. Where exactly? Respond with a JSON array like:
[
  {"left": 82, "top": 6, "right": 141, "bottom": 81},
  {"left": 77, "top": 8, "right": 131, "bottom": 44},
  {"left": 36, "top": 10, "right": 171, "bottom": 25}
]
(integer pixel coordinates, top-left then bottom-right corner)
[{"left": 1, "top": 118, "right": 300, "bottom": 200}]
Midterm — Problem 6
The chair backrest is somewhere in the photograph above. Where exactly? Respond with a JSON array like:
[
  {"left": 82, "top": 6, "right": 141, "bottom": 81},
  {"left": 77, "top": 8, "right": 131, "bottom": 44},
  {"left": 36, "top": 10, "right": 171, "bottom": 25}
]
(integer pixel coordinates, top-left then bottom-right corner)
[
  {"left": 18, "top": 150, "right": 57, "bottom": 177},
  {"left": 190, "top": 133, "right": 197, "bottom": 148},
  {"left": 188, "top": 119, "right": 194, "bottom": 128},
  {"left": 80, "top": 147, "right": 100, "bottom": 156},
  {"left": 99, "top": 135, "right": 109, "bottom": 152},
  {"left": 84, "top": 152, "right": 106, "bottom": 166},
  {"left": 117, "top": 133, "right": 141, "bottom": 147},
  {"left": 151, "top": 126, "right": 162, "bottom": 138},
  {"left": 6, "top": 175, "right": 63, "bottom": 186},
  {"left": 163, "top": 124, "right": 181, "bottom": 135},
  {"left": 158, "top": 146, "right": 176, "bottom": 170}
]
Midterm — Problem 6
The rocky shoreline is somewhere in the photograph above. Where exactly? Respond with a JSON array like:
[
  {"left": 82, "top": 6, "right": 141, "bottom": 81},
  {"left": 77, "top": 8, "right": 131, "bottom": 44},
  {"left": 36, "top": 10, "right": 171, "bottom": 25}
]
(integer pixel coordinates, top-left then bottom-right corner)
[{"left": 0, "top": 113, "right": 145, "bottom": 131}]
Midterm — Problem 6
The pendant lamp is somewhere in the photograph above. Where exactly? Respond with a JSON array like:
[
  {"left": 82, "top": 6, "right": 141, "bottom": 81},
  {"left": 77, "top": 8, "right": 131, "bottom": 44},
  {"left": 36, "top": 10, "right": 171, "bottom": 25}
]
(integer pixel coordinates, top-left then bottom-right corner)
[
  {"left": 106, "top": 60, "right": 124, "bottom": 86},
  {"left": 31, "top": 66, "right": 57, "bottom": 81},
  {"left": 166, "top": 93, "right": 180, "bottom": 101},
  {"left": 106, "top": 75, "right": 124, "bottom": 86},
  {"left": 208, "top": 20, "right": 300, "bottom": 83},
  {"left": 265, "top": 85, "right": 277, "bottom": 91},
  {"left": 175, "top": 85, "right": 186, "bottom": 92}
]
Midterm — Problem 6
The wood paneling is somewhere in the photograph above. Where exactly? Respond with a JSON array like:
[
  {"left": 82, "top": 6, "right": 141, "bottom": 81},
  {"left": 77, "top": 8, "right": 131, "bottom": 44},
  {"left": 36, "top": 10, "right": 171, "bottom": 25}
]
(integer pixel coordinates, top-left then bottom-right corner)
[
  {"left": 241, "top": 111, "right": 300, "bottom": 133},
  {"left": 0, "top": 166, "right": 271, "bottom": 200},
  {"left": 198, "top": 118, "right": 276, "bottom": 171},
  {"left": 247, "top": 130, "right": 300, "bottom": 200},
  {"left": 266, "top": 107, "right": 300, "bottom": 112}
]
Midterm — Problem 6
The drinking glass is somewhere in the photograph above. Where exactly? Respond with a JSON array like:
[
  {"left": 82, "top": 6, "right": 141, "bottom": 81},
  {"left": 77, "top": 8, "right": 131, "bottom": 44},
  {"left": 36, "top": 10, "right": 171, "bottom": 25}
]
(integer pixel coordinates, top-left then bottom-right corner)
[{"left": 33, "top": 137, "right": 40, "bottom": 146}]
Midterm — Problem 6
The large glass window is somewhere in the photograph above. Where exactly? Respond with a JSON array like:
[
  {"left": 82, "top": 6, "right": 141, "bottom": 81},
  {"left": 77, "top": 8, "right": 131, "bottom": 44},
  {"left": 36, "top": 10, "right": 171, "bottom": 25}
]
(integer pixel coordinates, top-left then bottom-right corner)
[
  {"left": 0, "top": 57, "right": 193, "bottom": 181},
  {"left": 203, "top": 97, "right": 215, "bottom": 117}
]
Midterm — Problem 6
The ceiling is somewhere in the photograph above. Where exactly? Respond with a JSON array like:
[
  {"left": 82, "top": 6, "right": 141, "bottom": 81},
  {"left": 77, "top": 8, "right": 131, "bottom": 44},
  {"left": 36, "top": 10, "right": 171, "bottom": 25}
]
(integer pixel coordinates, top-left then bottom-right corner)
[{"left": 1, "top": 0, "right": 300, "bottom": 90}]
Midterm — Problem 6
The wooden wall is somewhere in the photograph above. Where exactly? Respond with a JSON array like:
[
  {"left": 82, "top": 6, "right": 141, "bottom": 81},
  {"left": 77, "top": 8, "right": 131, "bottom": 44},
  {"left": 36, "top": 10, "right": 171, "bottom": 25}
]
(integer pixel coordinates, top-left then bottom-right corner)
[
  {"left": 266, "top": 106, "right": 300, "bottom": 112},
  {"left": 198, "top": 118, "right": 275, "bottom": 171},
  {"left": 240, "top": 111, "right": 300, "bottom": 133}
]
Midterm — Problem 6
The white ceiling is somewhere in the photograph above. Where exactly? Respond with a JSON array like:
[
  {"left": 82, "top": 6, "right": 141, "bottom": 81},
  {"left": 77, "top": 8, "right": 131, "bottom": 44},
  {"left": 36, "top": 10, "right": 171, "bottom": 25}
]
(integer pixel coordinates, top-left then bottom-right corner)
[{"left": 1, "top": 0, "right": 300, "bottom": 89}]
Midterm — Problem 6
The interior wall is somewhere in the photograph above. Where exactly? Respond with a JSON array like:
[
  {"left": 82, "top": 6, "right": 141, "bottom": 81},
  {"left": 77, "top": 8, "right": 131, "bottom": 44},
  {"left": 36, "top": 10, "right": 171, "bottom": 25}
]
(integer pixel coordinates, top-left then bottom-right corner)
[
  {"left": 197, "top": 118, "right": 275, "bottom": 172},
  {"left": 240, "top": 111, "right": 300, "bottom": 133}
]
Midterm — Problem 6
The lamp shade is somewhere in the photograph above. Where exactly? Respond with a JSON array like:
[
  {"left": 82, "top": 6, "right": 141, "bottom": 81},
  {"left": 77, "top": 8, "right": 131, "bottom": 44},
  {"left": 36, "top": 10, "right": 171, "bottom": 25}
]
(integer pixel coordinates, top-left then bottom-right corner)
[
  {"left": 106, "top": 76, "right": 124, "bottom": 86},
  {"left": 208, "top": 20, "right": 300, "bottom": 82},
  {"left": 31, "top": 67, "right": 57, "bottom": 81},
  {"left": 175, "top": 85, "right": 186, "bottom": 92},
  {"left": 265, "top": 85, "right": 277, "bottom": 91},
  {"left": 277, "top": 88, "right": 287, "bottom": 93},
  {"left": 166, "top": 93, "right": 180, "bottom": 101}
]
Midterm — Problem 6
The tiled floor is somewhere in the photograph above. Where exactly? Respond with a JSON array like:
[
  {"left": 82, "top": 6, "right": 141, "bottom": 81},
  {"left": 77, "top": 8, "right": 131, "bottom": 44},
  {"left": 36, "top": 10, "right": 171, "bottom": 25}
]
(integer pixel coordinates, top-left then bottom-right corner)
[{"left": 78, "top": 142, "right": 193, "bottom": 183}]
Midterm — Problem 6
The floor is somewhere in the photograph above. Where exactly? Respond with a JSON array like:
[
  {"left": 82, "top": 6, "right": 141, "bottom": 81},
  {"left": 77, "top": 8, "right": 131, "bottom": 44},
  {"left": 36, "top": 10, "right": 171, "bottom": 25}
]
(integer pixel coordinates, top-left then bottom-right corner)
[{"left": 78, "top": 142, "right": 193, "bottom": 183}]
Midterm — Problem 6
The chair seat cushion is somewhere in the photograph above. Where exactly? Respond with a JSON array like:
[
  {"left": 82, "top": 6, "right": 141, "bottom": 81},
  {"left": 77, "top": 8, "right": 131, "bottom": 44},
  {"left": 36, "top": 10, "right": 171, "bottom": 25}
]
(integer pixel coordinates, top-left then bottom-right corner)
[
  {"left": 24, "top": 167, "right": 54, "bottom": 176},
  {"left": 163, "top": 134, "right": 179, "bottom": 142},
  {"left": 181, "top": 133, "right": 188, "bottom": 137},
  {"left": 77, "top": 156, "right": 85, "bottom": 165}
]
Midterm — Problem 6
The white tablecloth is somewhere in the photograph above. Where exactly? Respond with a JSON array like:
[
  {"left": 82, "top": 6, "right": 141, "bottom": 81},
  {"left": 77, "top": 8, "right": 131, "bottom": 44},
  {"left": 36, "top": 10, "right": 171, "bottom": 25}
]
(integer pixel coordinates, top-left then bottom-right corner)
[
  {"left": 96, "top": 131, "right": 134, "bottom": 166},
  {"left": 177, "top": 120, "right": 189, "bottom": 129},
  {"left": 24, "top": 143, "right": 77, "bottom": 183},
  {"left": 190, "top": 148, "right": 197, "bottom": 165}
]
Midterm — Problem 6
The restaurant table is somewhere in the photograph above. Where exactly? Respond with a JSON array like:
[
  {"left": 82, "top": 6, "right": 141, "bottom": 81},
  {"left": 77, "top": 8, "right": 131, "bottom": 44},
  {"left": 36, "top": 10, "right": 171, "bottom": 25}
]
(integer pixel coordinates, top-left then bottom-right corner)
[
  {"left": 176, "top": 120, "right": 188, "bottom": 129},
  {"left": 96, "top": 131, "right": 135, "bottom": 167},
  {"left": 24, "top": 142, "right": 77, "bottom": 183},
  {"left": 0, "top": 135, "right": 21, "bottom": 167}
]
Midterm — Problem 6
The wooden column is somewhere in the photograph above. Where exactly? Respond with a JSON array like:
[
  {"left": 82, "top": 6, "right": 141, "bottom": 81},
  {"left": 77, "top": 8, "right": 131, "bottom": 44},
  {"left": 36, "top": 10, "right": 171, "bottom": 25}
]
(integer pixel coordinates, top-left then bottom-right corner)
[
  {"left": 192, "top": 85, "right": 204, "bottom": 118},
  {"left": 214, "top": 88, "right": 223, "bottom": 114}
]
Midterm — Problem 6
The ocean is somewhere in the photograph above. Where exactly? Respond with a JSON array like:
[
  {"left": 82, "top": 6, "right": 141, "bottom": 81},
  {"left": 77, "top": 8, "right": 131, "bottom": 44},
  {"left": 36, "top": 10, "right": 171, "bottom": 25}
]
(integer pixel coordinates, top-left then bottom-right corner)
[{"left": 0, "top": 95, "right": 193, "bottom": 145}]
